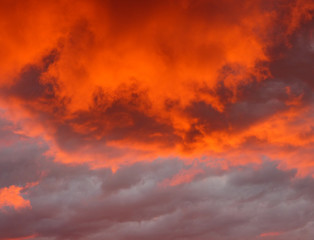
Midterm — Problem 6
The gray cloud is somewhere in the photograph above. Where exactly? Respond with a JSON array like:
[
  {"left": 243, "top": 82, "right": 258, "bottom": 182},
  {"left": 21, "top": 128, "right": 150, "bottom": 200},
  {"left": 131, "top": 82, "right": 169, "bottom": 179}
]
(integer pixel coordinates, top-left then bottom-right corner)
[{"left": 1, "top": 117, "right": 314, "bottom": 240}]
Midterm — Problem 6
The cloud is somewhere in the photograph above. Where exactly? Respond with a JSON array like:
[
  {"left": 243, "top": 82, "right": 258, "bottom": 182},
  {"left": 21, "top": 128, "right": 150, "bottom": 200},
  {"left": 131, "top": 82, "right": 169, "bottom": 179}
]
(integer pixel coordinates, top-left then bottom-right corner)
[
  {"left": 0, "top": 0, "right": 312, "bottom": 169},
  {"left": 1, "top": 148, "right": 314, "bottom": 239},
  {"left": 0, "top": 186, "right": 31, "bottom": 211},
  {"left": 0, "top": 2, "right": 313, "bottom": 239},
  {"left": 0, "top": 116, "right": 314, "bottom": 239}
]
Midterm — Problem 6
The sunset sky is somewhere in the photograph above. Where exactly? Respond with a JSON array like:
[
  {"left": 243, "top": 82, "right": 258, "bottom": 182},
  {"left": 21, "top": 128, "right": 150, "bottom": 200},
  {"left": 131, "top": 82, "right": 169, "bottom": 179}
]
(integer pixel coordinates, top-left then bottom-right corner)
[{"left": 0, "top": 0, "right": 314, "bottom": 239}]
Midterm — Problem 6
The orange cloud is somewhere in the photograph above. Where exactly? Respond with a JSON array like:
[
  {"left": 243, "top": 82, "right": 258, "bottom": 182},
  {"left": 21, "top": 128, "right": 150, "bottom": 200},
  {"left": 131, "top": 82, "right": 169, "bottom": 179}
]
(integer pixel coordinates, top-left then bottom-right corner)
[
  {"left": 0, "top": 0, "right": 313, "bottom": 172},
  {"left": 0, "top": 185, "right": 31, "bottom": 210}
]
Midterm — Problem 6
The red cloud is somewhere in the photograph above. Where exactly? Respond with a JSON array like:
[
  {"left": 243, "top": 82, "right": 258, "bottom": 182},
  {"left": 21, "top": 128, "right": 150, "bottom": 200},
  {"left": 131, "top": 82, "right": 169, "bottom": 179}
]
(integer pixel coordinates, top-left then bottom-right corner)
[{"left": 0, "top": 0, "right": 313, "bottom": 173}]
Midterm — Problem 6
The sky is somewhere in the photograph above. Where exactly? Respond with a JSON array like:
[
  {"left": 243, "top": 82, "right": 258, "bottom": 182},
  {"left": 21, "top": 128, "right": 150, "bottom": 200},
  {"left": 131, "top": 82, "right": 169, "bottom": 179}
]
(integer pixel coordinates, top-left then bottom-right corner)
[{"left": 0, "top": 0, "right": 313, "bottom": 239}]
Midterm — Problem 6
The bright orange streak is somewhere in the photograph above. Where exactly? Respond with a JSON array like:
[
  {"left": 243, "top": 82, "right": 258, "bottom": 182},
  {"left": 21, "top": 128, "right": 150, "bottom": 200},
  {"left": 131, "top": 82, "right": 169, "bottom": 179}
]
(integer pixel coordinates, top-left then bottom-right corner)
[
  {"left": 260, "top": 232, "right": 282, "bottom": 237},
  {"left": 162, "top": 167, "right": 204, "bottom": 186},
  {"left": 3, "top": 234, "right": 37, "bottom": 240}
]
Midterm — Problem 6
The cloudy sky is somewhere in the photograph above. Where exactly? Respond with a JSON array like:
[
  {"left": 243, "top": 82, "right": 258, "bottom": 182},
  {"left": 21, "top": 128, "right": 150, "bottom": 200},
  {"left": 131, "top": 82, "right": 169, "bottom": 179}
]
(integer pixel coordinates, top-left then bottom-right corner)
[{"left": 0, "top": 0, "right": 313, "bottom": 239}]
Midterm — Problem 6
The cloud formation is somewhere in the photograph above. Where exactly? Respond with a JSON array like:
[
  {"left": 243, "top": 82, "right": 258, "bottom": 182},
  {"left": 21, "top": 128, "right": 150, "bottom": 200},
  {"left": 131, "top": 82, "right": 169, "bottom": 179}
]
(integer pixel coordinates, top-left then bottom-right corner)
[
  {"left": 0, "top": 0, "right": 313, "bottom": 239},
  {"left": 0, "top": 185, "right": 31, "bottom": 211},
  {"left": 0, "top": 0, "right": 313, "bottom": 169},
  {"left": 1, "top": 122, "right": 314, "bottom": 240}
]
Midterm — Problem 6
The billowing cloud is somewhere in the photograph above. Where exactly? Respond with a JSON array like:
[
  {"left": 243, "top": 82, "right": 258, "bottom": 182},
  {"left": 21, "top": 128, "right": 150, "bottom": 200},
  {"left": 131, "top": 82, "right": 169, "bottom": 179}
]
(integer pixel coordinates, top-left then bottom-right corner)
[
  {"left": 0, "top": 0, "right": 313, "bottom": 239},
  {"left": 0, "top": 0, "right": 313, "bottom": 169}
]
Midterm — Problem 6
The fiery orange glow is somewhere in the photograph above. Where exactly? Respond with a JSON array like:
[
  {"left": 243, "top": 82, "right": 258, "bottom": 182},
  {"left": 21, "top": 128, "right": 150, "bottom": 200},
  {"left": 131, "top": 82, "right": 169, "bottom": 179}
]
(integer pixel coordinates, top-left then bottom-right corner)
[
  {"left": 0, "top": 1, "right": 313, "bottom": 238},
  {"left": 0, "top": 3, "right": 312, "bottom": 147},
  {"left": 0, "top": 0, "right": 312, "bottom": 171}
]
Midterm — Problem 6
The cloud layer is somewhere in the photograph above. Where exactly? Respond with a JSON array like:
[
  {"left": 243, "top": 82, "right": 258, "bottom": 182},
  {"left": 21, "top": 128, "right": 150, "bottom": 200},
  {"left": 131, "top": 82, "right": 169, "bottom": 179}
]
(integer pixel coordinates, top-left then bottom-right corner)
[
  {"left": 0, "top": 0, "right": 313, "bottom": 239},
  {"left": 1, "top": 121, "right": 314, "bottom": 240}
]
